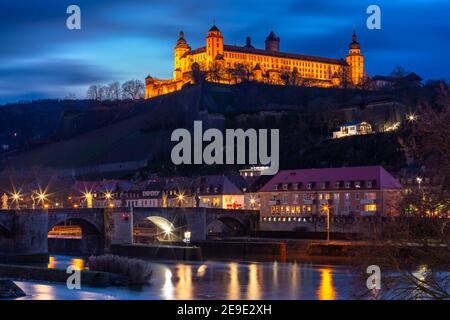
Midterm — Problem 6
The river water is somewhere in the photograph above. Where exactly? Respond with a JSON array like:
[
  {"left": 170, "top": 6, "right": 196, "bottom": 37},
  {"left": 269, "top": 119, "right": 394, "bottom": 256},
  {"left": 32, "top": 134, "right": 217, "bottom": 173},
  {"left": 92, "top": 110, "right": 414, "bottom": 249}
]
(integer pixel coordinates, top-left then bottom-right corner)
[{"left": 14, "top": 255, "right": 358, "bottom": 300}]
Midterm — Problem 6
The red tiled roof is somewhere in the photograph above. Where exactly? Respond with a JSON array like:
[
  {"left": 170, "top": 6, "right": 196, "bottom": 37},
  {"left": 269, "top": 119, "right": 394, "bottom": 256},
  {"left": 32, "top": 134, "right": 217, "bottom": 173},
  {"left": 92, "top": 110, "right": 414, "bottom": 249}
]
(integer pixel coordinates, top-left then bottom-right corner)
[{"left": 259, "top": 166, "right": 402, "bottom": 192}]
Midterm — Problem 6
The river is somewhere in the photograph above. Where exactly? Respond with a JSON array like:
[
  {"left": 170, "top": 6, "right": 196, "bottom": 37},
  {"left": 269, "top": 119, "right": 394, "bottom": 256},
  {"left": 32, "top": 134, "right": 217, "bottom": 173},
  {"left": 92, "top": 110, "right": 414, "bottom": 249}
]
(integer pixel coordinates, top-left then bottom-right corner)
[{"left": 14, "top": 255, "right": 358, "bottom": 300}]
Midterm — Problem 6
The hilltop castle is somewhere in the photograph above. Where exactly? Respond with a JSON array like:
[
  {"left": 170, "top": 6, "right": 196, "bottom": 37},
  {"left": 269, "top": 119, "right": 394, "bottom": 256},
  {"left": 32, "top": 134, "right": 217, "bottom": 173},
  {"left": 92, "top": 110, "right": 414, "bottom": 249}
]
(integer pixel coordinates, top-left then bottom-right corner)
[{"left": 145, "top": 25, "right": 364, "bottom": 98}]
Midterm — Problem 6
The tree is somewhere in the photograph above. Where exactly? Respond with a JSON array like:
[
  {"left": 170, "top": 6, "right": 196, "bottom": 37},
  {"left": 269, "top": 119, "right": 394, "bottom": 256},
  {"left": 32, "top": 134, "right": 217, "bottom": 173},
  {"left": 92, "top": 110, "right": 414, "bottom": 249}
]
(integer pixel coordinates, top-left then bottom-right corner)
[
  {"left": 108, "top": 82, "right": 121, "bottom": 100},
  {"left": 207, "top": 62, "right": 224, "bottom": 82},
  {"left": 390, "top": 66, "right": 408, "bottom": 77},
  {"left": 121, "top": 79, "right": 144, "bottom": 100},
  {"left": 353, "top": 85, "right": 450, "bottom": 300},
  {"left": 86, "top": 85, "right": 99, "bottom": 100}
]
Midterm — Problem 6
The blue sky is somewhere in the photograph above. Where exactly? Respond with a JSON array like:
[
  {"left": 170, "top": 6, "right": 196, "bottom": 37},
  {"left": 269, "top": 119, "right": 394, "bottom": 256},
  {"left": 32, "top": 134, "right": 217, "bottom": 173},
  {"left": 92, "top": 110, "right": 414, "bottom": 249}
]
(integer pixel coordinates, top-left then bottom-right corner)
[{"left": 0, "top": 0, "right": 449, "bottom": 104}]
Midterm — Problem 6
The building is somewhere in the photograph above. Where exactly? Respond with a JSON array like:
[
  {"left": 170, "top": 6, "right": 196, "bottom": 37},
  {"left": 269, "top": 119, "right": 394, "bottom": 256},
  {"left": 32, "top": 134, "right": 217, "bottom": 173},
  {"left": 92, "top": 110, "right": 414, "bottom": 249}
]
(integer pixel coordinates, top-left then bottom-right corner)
[
  {"left": 258, "top": 166, "right": 402, "bottom": 231},
  {"left": 196, "top": 175, "right": 246, "bottom": 209},
  {"left": 332, "top": 121, "right": 372, "bottom": 139},
  {"left": 145, "top": 26, "right": 364, "bottom": 98},
  {"left": 372, "top": 72, "right": 423, "bottom": 89}
]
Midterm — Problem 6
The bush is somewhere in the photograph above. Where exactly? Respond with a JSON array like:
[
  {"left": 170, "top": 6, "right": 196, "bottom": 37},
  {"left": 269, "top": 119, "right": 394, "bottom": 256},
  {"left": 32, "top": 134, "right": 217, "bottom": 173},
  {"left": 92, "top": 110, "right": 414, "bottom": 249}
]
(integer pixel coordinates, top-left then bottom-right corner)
[{"left": 88, "top": 254, "right": 152, "bottom": 285}]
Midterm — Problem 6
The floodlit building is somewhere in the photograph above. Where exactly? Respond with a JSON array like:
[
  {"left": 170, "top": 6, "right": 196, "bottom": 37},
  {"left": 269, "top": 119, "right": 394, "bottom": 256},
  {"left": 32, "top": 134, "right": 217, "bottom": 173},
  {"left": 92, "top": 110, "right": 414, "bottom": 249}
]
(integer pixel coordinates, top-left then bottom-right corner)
[
  {"left": 332, "top": 121, "right": 372, "bottom": 139},
  {"left": 145, "top": 26, "right": 364, "bottom": 98}
]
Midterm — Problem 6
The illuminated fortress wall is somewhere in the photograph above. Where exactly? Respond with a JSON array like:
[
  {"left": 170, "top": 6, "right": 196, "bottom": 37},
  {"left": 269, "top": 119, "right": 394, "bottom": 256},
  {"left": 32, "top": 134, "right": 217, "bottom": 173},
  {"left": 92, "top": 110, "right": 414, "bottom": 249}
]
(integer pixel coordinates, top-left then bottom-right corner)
[{"left": 145, "top": 26, "right": 364, "bottom": 99}]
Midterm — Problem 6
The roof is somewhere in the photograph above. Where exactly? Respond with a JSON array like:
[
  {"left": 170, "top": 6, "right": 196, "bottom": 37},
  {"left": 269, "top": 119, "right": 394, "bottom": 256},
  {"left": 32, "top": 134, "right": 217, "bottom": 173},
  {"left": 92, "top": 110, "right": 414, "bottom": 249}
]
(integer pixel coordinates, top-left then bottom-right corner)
[
  {"left": 180, "top": 44, "right": 347, "bottom": 65},
  {"left": 209, "top": 25, "right": 220, "bottom": 32},
  {"left": 259, "top": 166, "right": 402, "bottom": 192},
  {"left": 196, "top": 175, "right": 245, "bottom": 195},
  {"left": 341, "top": 120, "right": 362, "bottom": 126},
  {"left": 372, "top": 72, "right": 423, "bottom": 82},
  {"left": 224, "top": 45, "right": 347, "bottom": 66}
]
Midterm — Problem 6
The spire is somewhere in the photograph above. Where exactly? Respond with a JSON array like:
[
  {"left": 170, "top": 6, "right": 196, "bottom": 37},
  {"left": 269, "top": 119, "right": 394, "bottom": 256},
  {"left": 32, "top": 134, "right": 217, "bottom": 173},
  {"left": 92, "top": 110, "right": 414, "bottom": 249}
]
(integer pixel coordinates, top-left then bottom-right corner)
[
  {"left": 349, "top": 30, "right": 360, "bottom": 50},
  {"left": 245, "top": 36, "right": 253, "bottom": 48}
]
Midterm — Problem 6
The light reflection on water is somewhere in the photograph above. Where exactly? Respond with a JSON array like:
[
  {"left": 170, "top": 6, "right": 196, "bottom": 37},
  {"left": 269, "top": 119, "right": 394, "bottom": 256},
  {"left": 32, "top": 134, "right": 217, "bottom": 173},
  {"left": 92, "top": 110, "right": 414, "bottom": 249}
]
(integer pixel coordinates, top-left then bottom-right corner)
[{"left": 15, "top": 255, "right": 354, "bottom": 300}]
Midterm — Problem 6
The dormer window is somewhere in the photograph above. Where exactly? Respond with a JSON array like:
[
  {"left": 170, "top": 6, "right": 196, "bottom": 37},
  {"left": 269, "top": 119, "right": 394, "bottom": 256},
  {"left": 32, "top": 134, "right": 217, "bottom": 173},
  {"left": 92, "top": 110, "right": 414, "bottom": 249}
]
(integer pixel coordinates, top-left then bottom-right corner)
[
  {"left": 334, "top": 181, "right": 340, "bottom": 189},
  {"left": 367, "top": 181, "right": 373, "bottom": 188},
  {"left": 320, "top": 182, "right": 326, "bottom": 190},
  {"left": 355, "top": 181, "right": 361, "bottom": 189},
  {"left": 293, "top": 183, "right": 299, "bottom": 191},
  {"left": 345, "top": 182, "right": 351, "bottom": 189},
  {"left": 273, "top": 184, "right": 278, "bottom": 191},
  {"left": 283, "top": 184, "right": 288, "bottom": 191},
  {"left": 214, "top": 187, "right": 218, "bottom": 193},
  {"left": 307, "top": 183, "right": 313, "bottom": 190},
  {"left": 206, "top": 187, "right": 210, "bottom": 193}
]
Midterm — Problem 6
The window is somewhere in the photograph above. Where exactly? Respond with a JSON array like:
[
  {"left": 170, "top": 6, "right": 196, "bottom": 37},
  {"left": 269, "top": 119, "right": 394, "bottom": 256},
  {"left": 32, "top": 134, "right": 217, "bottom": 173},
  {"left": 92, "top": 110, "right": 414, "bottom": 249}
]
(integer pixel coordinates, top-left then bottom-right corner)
[
  {"left": 333, "top": 193, "right": 340, "bottom": 200},
  {"left": 320, "top": 182, "right": 326, "bottom": 189},
  {"left": 355, "top": 193, "right": 360, "bottom": 200},
  {"left": 334, "top": 182, "right": 340, "bottom": 189},
  {"left": 367, "top": 181, "right": 373, "bottom": 188},
  {"left": 355, "top": 181, "right": 361, "bottom": 188},
  {"left": 364, "top": 192, "right": 377, "bottom": 200},
  {"left": 345, "top": 182, "right": 351, "bottom": 189},
  {"left": 273, "top": 184, "right": 278, "bottom": 191},
  {"left": 283, "top": 184, "right": 288, "bottom": 191},
  {"left": 364, "top": 204, "right": 377, "bottom": 211},
  {"left": 345, "top": 193, "right": 350, "bottom": 201},
  {"left": 293, "top": 183, "right": 299, "bottom": 190},
  {"left": 307, "top": 183, "right": 313, "bottom": 190}
]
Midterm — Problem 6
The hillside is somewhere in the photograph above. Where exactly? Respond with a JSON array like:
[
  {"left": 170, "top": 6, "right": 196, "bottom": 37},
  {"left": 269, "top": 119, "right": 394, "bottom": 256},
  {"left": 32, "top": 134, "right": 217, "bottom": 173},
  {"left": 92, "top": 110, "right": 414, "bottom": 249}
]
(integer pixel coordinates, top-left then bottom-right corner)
[{"left": 1, "top": 81, "right": 442, "bottom": 177}]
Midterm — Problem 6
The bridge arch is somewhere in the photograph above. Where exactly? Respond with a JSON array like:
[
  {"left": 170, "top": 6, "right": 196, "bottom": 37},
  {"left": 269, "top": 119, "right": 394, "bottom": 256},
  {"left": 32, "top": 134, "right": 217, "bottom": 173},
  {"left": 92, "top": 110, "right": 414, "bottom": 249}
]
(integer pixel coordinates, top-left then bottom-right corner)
[
  {"left": 207, "top": 215, "right": 248, "bottom": 237},
  {"left": 133, "top": 214, "right": 180, "bottom": 243},
  {"left": 48, "top": 217, "right": 104, "bottom": 255}
]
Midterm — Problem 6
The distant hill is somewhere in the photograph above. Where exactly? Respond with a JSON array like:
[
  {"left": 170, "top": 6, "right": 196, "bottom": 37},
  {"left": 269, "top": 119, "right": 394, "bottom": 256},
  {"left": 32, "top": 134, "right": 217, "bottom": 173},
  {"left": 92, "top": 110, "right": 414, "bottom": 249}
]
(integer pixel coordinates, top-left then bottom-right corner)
[{"left": 0, "top": 81, "right": 440, "bottom": 178}]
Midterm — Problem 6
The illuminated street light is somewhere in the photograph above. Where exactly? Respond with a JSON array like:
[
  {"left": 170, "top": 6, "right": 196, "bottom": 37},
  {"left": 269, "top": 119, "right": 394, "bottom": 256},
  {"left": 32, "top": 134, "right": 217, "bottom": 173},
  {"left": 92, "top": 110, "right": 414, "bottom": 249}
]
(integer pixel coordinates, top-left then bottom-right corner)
[
  {"left": 104, "top": 191, "right": 112, "bottom": 200},
  {"left": 407, "top": 113, "right": 418, "bottom": 123},
  {"left": 84, "top": 192, "right": 93, "bottom": 208},
  {"left": 416, "top": 176, "right": 423, "bottom": 190},
  {"left": 177, "top": 193, "right": 185, "bottom": 207},
  {"left": 322, "top": 204, "right": 332, "bottom": 242}
]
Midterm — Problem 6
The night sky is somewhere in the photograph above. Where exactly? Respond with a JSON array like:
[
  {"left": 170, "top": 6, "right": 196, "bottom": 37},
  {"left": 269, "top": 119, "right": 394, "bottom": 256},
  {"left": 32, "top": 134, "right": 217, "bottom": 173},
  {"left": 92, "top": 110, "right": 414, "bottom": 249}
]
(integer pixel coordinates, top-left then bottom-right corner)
[{"left": 0, "top": 0, "right": 449, "bottom": 104}]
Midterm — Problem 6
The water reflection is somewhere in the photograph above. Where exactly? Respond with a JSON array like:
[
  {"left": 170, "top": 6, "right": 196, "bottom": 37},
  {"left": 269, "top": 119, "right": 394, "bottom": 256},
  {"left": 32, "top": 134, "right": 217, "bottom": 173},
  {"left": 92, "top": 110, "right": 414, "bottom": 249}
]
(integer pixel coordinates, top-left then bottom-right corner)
[
  {"left": 228, "top": 262, "right": 240, "bottom": 300},
  {"left": 19, "top": 255, "right": 349, "bottom": 300},
  {"left": 176, "top": 264, "right": 193, "bottom": 299},
  {"left": 247, "top": 264, "right": 261, "bottom": 300},
  {"left": 318, "top": 268, "right": 337, "bottom": 300},
  {"left": 161, "top": 269, "right": 174, "bottom": 300}
]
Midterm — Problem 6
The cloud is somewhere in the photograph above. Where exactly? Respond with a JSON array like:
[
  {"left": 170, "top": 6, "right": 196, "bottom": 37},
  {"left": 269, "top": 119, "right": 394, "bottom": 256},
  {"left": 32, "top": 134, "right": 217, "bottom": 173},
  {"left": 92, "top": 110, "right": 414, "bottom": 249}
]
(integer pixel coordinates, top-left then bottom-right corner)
[{"left": 0, "top": 0, "right": 449, "bottom": 103}]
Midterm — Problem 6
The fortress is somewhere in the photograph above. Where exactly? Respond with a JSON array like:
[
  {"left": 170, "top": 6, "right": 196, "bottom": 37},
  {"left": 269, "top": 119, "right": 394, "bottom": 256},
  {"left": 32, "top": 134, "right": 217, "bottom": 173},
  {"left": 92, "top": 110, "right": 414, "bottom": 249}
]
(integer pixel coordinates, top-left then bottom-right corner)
[{"left": 145, "top": 25, "right": 364, "bottom": 98}]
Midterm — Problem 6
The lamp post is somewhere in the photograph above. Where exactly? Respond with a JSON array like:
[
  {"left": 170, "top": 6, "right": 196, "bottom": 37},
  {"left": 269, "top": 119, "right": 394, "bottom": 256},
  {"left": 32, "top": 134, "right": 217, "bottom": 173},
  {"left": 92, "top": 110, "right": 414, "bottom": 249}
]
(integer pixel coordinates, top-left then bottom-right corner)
[
  {"left": 416, "top": 176, "right": 423, "bottom": 190},
  {"left": 322, "top": 204, "right": 332, "bottom": 242}
]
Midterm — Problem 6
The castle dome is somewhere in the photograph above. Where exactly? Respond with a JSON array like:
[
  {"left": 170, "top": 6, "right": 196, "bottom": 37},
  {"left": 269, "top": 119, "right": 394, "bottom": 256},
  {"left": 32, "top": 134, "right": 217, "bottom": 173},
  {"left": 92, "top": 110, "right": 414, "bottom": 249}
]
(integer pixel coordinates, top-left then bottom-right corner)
[
  {"left": 176, "top": 31, "right": 189, "bottom": 48},
  {"left": 349, "top": 31, "right": 360, "bottom": 49}
]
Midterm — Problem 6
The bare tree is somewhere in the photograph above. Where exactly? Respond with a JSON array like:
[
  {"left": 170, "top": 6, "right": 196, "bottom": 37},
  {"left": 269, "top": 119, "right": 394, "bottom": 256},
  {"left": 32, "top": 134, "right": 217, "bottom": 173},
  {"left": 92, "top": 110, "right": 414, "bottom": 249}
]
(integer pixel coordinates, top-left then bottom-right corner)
[
  {"left": 353, "top": 85, "right": 450, "bottom": 300},
  {"left": 121, "top": 79, "right": 144, "bottom": 100},
  {"left": 86, "top": 85, "right": 99, "bottom": 100},
  {"left": 108, "top": 82, "right": 121, "bottom": 100}
]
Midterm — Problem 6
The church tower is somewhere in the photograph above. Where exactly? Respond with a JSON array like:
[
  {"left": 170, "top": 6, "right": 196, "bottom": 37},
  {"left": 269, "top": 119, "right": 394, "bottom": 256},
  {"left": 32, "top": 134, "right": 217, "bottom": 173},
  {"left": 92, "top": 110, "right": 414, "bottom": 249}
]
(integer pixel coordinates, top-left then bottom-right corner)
[
  {"left": 346, "top": 31, "right": 364, "bottom": 86},
  {"left": 206, "top": 25, "right": 224, "bottom": 64},
  {"left": 174, "top": 31, "right": 190, "bottom": 80}
]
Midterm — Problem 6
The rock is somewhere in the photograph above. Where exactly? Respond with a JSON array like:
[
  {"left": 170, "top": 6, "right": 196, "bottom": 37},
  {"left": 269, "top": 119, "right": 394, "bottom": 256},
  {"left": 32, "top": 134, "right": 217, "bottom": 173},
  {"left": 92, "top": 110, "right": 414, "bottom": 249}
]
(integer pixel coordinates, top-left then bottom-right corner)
[{"left": 0, "top": 279, "right": 26, "bottom": 299}]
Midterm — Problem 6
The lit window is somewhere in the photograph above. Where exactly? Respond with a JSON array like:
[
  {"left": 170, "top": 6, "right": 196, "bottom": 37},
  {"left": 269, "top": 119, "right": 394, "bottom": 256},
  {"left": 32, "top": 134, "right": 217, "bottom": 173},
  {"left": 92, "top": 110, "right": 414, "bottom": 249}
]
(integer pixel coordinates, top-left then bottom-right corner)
[
  {"left": 355, "top": 181, "right": 361, "bottom": 188},
  {"left": 364, "top": 204, "right": 377, "bottom": 212}
]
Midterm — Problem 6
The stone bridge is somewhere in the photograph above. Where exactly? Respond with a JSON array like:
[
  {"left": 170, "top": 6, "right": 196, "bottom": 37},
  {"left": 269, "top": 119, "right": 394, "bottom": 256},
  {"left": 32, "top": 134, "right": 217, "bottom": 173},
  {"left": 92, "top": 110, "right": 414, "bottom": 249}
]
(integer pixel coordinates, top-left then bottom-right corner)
[{"left": 0, "top": 207, "right": 258, "bottom": 262}]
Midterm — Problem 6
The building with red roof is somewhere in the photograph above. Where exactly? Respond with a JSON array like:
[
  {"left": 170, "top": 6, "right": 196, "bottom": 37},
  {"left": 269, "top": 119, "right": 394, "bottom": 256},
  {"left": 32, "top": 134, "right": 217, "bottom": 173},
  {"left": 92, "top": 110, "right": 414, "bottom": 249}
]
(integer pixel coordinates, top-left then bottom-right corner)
[{"left": 258, "top": 166, "right": 402, "bottom": 231}]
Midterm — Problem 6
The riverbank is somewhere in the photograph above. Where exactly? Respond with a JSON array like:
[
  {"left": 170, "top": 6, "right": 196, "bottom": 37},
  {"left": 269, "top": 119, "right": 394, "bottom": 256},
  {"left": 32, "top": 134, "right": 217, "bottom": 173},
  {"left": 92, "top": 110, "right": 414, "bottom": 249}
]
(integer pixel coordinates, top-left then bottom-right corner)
[
  {"left": 0, "top": 263, "right": 124, "bottom": 287},
  {"left": 194, "top": 238, "right": 364, "bottom": 263}
]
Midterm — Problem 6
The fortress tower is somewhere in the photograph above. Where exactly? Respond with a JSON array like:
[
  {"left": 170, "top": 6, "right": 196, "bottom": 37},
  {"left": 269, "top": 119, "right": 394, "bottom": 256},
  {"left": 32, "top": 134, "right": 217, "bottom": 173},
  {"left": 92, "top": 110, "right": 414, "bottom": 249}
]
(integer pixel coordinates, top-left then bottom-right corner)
[
  {"left": 174, "top": 31, "right": 190, "bottom": 80},
  {"left": 206, "top": 25, "right": 224, "bottom": 64},
  {"left": 346, "top": 31, "right": 364, "bottom": 85}
]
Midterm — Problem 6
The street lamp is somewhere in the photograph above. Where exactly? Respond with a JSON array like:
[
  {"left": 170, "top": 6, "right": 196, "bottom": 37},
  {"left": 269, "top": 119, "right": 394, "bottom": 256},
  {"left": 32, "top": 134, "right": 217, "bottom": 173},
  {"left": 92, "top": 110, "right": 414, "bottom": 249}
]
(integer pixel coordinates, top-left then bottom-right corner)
[
  {"left": 407, "top": 113, "right": 418, "bottom": 123},
  {"left": 183, "top": 231, "right": 191, "bottom": 245},
  {"left": 416, "top": 176, "right": 423, "bottom": 190},
  {"left": 322, "top": 204, "right": 332, "bottom": 242},
  {"left": 177, "top": 193, "right": 184, "bottom": 207}
]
